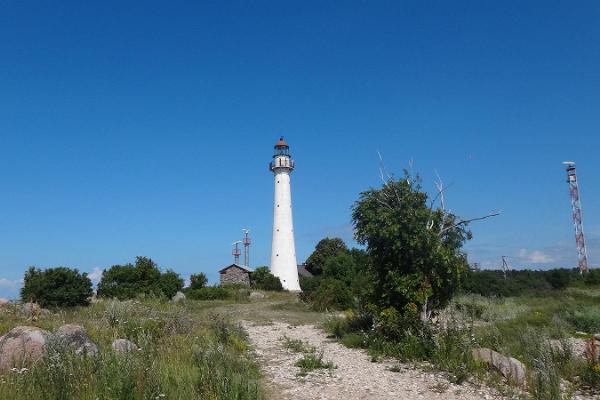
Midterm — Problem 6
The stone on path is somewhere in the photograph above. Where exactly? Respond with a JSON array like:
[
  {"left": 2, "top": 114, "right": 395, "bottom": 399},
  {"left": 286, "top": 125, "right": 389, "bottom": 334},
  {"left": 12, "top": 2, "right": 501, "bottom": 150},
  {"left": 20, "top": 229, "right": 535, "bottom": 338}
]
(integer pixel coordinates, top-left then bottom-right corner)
[{"left": 0, "top": 326, "right": 51, "bottom": 373}]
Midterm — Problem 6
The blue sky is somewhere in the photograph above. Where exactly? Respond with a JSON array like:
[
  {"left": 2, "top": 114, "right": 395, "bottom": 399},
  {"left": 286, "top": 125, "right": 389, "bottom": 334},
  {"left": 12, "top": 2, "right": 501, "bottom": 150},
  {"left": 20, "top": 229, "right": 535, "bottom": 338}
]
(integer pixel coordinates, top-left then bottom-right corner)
[{"left": 1, "top": 1, "right": 599, "bottom": 298}]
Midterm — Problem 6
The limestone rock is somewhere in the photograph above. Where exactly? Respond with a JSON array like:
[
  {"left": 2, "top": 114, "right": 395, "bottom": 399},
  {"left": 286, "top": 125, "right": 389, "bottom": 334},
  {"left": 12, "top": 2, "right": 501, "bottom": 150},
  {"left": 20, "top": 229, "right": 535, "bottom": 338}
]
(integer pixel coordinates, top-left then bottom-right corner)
[
  {"left": 249, "top": 291, "right": 265, "bottom": 300},
  {"left": 54, "top": 324, "right": 98, "bottom": 356},
  {"left": 19, "top": 302, "right": 50, "bottom": 319},
  {"left": 472, "top": 347, "right": 527, "bottom": 388},
  {"left": 112, "top": 338, "right": 138, "bottom": 353},
  {"left": 171, "top": 291, "right": 186, "bottom": 303},
  {"left": 0, "top": 326, "right": 51, "bottom": 372}
]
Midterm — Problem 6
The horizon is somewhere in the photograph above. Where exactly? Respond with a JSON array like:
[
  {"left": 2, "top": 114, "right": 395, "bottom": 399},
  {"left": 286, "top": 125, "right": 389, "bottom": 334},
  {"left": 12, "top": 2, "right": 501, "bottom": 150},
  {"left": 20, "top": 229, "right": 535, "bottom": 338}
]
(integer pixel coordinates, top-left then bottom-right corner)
[{"left": 1, "top": 1, "right": 599, "bottom": 299}]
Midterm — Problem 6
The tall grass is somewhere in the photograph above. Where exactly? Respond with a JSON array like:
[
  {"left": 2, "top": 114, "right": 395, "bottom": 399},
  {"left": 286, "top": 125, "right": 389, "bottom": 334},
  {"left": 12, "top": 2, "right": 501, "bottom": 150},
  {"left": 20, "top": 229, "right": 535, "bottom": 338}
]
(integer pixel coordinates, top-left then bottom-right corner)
[{"left": 0, "top": 299, "right": 263, "bottom": 400}]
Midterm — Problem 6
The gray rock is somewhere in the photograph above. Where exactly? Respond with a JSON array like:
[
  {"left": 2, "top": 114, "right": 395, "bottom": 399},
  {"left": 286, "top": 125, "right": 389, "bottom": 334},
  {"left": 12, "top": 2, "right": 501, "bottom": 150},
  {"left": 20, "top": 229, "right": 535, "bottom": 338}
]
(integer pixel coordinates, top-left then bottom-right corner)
[
  {"left": 54, "top": 324, "right": 98, "bottom": 356},
  {"left": 0, "top": 326, "right": 51, "bottom": 373},
  {"left": 112, "top": 338, "right": 138, "bottom": 353},
  {"left": 171, "top": 291, "right": 186, "bottom": 303},
  {"left": 19, "top": 302, "right": 50, "bottom": 319},
  {"left": 249, "top": 291, "right": 265, "bottom": 300},
  {"left": 472, "top": 347, "right": 527, "bottom": 388}
]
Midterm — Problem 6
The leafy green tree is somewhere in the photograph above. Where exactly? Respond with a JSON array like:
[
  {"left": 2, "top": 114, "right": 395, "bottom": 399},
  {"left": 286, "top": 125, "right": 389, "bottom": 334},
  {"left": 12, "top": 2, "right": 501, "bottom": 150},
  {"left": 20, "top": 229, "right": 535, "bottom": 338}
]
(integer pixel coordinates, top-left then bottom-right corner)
[
  {"left": 97, "top": 256, "right": 179, "bottom": 299},
  {"left": 352, "top": 173, "right": 471, "bottom": 321},
  {"left": 97, "top": 263, "right": 138, "bottom": 299},
  {"left": 134, "top": 256, "right": 162, "bottom": 294},
  {"left": 305, "top": 237, "right": 349, "bottom": 275},
  {"left": 251, "top": 266, "right": 283, "bottom": 291},
  {"left": 159, "top": 270, "right": 184, "bottom": 298},
  {"left": 322, "top": 253, "right": 358, "bottom": 286},
  {"left": 21, "top": 266, "right": 92, "bottom": 307},
  {"left": 190, "top": 272, "right": 208, "bottom": 290}
]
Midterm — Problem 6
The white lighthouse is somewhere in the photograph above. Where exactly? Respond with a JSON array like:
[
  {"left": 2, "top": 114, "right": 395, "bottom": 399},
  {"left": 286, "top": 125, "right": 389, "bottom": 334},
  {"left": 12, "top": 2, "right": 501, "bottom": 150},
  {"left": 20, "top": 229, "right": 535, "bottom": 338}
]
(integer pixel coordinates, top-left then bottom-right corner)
[{"left": 269, "top": 137, "right": 301, "bottom": 291}]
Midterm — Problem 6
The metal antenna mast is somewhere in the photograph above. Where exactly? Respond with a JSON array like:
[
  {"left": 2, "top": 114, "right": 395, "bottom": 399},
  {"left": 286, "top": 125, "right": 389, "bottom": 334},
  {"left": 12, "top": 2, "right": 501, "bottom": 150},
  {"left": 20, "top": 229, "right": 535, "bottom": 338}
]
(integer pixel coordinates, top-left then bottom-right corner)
[
  {"left": 242, "top": 229, "right": 251, "bottom": 267},
  {"left": 501, "top": 256, "right": 509, "bottom": 279},
  {"left": 563, "top": 161, "right": 589, "bottom": 273},
  {"left": 232, "top": 241, "right": 242, "bottom": 265}
]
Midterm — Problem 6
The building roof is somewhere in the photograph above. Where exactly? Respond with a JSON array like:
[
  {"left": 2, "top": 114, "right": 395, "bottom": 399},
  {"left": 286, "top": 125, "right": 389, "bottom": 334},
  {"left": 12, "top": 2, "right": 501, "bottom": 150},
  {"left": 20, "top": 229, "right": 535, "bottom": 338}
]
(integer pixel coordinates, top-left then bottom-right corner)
[
  {"left": 297, "top": 264, "right": 313, "bottom": 278},
  {"left": 218, "top": 263, "right": 253, "bottom": 274},
  {"left": 274, "top": 136, "right": 289, "bottom": 148}
]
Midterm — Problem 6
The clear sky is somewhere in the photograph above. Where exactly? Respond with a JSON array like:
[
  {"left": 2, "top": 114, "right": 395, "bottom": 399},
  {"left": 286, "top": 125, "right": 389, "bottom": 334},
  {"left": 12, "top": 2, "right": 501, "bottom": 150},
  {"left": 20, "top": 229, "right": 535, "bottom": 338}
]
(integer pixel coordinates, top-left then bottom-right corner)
[{"left": 1, "top": 1, "right": 599, "bottom": 298}]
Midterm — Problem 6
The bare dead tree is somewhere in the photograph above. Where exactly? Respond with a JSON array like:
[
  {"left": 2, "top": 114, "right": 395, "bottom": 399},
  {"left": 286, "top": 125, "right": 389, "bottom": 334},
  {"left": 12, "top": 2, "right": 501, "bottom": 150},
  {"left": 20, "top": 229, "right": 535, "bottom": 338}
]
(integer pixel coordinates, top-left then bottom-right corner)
[{"left": 376, "top": 154, "right": 501, "bottom": 237}]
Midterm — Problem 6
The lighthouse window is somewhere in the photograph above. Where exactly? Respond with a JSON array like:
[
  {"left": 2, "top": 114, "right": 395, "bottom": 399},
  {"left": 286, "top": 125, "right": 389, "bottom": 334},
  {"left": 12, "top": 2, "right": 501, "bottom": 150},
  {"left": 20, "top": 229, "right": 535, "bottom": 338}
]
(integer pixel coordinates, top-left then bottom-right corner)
[{"left": 277, "top": 180, "right": 280, "bottom": 183}]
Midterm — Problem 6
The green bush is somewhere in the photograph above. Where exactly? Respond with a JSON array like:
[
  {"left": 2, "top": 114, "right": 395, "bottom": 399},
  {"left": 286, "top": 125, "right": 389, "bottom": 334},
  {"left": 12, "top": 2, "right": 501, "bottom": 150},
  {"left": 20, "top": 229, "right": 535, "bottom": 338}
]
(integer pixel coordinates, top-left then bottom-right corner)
[
  {"left": 159, "top": 270, "right": 185, "bottom": 298},
  {"left": 190, "top": 272, "right": 208, "bottom": 290},
  {"left": 97, "top": 257, "right": 183, "bottom": 300},
  {"left": 20, "top": 266, "right": 92, "bottom": 308},
  {"left": 300, "top": 278, "right": 353, "bottom": 311},
  {"left": 250, "top": 267, "right": 283, "bottom": 291},
  {"left": 564, "top": 307, "right": 600, "bottom": 333},
  {"left": 187, "top": 286, "right": 232, "bottom": 300}
]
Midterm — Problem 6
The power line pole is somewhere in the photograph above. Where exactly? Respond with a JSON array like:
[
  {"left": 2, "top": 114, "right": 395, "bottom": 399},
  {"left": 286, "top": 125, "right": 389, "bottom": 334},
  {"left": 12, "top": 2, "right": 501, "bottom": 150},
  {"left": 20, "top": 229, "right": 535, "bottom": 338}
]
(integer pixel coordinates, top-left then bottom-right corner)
[{"left": 563, "top": 161, "right": 589, "bottom": 273}]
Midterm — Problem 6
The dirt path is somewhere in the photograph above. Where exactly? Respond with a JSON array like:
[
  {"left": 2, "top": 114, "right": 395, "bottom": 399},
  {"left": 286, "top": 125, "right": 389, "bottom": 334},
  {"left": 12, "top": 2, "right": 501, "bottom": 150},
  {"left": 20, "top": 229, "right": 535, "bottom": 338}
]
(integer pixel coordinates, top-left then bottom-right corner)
[{"left": 243, "top": 321, "right": 511, "bottom": 400}]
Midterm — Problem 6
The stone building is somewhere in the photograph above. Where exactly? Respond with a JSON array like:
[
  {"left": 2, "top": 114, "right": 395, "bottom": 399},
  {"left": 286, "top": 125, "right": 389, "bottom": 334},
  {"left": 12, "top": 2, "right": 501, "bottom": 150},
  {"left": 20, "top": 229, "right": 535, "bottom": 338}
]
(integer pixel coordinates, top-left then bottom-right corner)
[{"left": 219, "top": 264, "right": 252, "bottom": 286}]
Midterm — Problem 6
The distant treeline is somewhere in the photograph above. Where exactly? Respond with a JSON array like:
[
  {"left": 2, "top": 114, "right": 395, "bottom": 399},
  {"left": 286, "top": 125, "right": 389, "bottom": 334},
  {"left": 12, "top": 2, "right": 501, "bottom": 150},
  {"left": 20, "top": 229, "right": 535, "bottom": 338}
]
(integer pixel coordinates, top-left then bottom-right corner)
[{"left": 463, "top": 268, "right": 600, "bottom": 297}]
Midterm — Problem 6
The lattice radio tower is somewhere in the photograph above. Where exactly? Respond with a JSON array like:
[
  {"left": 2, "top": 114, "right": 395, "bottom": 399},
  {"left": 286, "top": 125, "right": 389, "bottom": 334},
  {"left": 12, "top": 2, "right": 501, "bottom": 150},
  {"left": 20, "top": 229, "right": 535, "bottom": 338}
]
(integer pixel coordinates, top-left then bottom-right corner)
[
  {"left": 232, "top": 241, "right": 242, "bottom": 265},
  {"left": 242, "top": 229, "right": 251, "bottom": 267},
  {"left": 563, "top": 162, "right": 589, "bottom": 273}
]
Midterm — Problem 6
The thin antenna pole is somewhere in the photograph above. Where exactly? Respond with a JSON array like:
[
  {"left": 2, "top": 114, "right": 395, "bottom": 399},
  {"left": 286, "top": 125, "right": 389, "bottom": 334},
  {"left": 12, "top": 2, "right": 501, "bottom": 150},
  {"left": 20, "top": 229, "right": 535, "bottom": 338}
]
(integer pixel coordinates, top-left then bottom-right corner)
[{"left": 563, "top": 162, "right": 589, "bottom": 273}]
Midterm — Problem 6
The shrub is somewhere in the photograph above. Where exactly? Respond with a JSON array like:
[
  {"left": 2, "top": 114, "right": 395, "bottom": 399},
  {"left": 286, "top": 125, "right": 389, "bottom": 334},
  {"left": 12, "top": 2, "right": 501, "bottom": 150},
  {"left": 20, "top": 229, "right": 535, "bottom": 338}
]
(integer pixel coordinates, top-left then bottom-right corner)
[
  {"left": 20, "top": 266, "right": 92, "bottom": 307},
  {"left": 300, "top": 278, "right": 353, "bottom": 311},
  {"left": 190, "top": 272, "right": 208, "bottom": 290},
  {"left": 187, "top": 286, "right": 232, "bottom": 300},
  {"left": 250, "top": 267, "right": 283, "bottom": 291},
  {"left": 97, "top": 257, "right": 183, "bottom": 300},
  {"left": 295, "top": 351, "right": 336, "bottom": 375},
  {"left": 159, "top": 270, "right": 184, "bottom": 298}
]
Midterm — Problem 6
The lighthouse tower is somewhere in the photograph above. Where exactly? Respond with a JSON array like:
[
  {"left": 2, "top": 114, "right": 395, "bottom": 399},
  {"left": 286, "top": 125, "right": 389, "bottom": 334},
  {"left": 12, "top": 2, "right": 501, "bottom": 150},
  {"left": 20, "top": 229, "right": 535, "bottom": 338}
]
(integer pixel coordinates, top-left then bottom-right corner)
[{"left": 269, "top": 137, "right": 301, "bottom": 291}]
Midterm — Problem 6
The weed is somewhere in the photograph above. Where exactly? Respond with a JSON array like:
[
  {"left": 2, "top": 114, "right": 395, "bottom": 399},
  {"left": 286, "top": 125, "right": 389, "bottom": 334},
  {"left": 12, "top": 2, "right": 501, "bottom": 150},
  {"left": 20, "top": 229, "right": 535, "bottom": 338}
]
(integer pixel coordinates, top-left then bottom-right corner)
[
  {"left": 295, "top": 351, "right": 336, "bottom": 375},
  {"left": 281, "top": 336, "right": 315, "bottom": 353}
]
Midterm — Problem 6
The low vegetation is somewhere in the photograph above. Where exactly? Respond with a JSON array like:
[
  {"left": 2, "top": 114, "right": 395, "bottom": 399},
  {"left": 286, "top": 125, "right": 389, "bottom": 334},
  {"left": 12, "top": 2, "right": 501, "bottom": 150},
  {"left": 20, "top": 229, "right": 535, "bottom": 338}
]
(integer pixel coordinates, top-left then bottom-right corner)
[{"left": 0, "top": 299, "right": 264, "bottom": 400}]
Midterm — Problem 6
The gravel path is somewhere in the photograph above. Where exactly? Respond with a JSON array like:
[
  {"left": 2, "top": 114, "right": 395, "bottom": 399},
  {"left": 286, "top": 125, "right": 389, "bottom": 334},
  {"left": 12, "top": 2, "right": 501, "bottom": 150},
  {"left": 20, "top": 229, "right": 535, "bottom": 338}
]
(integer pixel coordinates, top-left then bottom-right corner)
[{"left": 243, "top": 321, "right": 512, "bottom": 400}]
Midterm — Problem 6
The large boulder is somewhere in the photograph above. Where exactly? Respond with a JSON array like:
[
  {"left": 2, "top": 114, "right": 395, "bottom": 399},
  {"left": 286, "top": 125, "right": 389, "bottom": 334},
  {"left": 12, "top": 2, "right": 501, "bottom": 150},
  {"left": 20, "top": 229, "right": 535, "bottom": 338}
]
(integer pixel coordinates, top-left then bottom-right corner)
[
  {"left": 112, "top": 338, "right": 138, "bottom": 353},
  {"left": 53, "top": 324, "right": 98, "bottom": 356},
  {"left": 171, "top": 291, "right": 186, "bottom": 303},
  {"left": 472, "top": 348, "right": 527, "bottom": 388},
  {"left": 0, "top": 326, "right": 51, "bottom": 373}
]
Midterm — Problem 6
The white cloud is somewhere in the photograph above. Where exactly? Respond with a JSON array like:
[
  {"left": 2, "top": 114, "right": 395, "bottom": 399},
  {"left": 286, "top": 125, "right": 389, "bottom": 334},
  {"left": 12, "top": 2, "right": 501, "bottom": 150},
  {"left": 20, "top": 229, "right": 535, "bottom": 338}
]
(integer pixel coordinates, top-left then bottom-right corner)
[
  {"left": 517, "top": 249, "right": 554, "bottom": 264},
  {"left": 88, "top": 267, "right": 104, "bottom": 285},
  {"left": 0, "top": 278, "right": 22, "bottom": 299}
]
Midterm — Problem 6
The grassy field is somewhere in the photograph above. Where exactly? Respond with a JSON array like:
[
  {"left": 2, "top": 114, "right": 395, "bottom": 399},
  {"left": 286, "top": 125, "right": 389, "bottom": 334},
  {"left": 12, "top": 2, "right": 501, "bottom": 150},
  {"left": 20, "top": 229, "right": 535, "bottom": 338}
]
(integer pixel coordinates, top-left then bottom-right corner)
[
  {"left": 0, "top": 292, "right": 323, "bottom": 400},
  {"left": 3, "top": 288, "right": 599, "bottom": 399}
]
